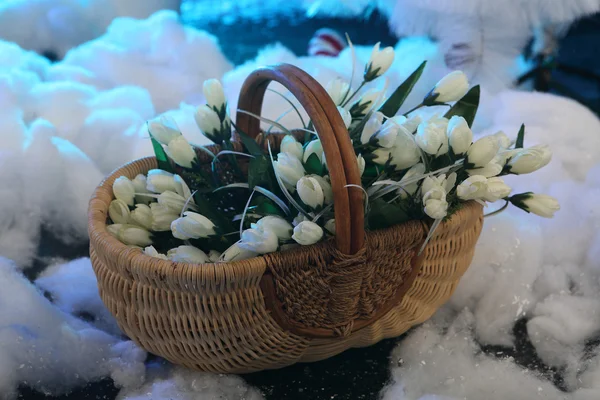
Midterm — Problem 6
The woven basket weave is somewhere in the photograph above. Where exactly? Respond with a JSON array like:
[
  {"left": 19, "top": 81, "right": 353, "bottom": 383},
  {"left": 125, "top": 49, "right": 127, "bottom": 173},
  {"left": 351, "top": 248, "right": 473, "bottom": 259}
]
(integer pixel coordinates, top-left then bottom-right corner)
[{"left": 88, "top": 64, "right": 484, "bottom": 373}]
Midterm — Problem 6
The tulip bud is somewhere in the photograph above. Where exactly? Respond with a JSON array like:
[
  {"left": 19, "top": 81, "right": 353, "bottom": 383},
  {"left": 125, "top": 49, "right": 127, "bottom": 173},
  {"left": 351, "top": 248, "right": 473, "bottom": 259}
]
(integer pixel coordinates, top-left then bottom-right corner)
[
  {"left": 424, "top": 71, "right": 469, "bottom": 105},
  {"left": 372, "top": 148, "right": 392, "bottom": 165},
  {"left": 388, "top": 114, "right": 422, "bottom": 134},
  {"left": 143, "top": 245, "right": 168, "bottom": 260},
  {"left": 238, "top": 228, "right": 279, "bottom": 254},
  {"left": 150, "top": 203, "right": 178, "bottom": 231},
  {"left": 168, "top": 245, "right": 209, "bottom": 263},
  {"left": 447, "top": 116, "right": 473, "bottom": 155},
  {"left": 292, "top": 214, "right": 310, "bottom": 226},
  {"left": 274, "top": 152, "right": 305, "bottom": 190},
  {"left": 221, "top": 242, "right": 258, "bottom": 262},
  {"left": 208, "top": 250, "right": 221, "bottom": 262},
  {"left": 292, "top": 221, "right": 324, "bottom": 245},
  {"left": 360, "top": 112, "right": 384, "bottom": 144},
  {"left": 132, "top": 174, "right": 152, "bottom": 204},
  {"left": 324, "top": 219, "right": 336, "bottom": 235},
  {"left": 173, "top": 174, "right": 193, "bottom": 201},
  {"left": 108, "top": 199, "right": 130, "bottom": 224},
  {"left": 374, "top": 120, "right": 399, "bottom": 148},
  {"left": 297, "top": 176, "right": 325, "bottom": 208},
  {"left": 157, "top": 191, "right": 187, "bottom": 214},
  {"left": 510, "top": 193, "right": 560, "bottom": 218},
  {"left": 337, "top": 106, "right": 352, "bottom": 129},
  {"left": 506, "top": 145, "right": 552, "bottom": 174},
  {"left": 113, "top": 176, "right": 135, "bottom": 206},
  {"left": 422, "top": 187, "right": 448, "bottom": 220},
  {"left": 364, "top": 42, "right": 395, "bottom": 81},
  {"left": 129, "top": 204, "right": 153, "bottom": 230},
  {"left": 107, "top": 224, "right": 152, "bottom": 247},
  {"left": 203, "top": 79, "right": 226, "bottom": 110},
  {"left": 171, "top": 211, "right": 216, "bottom": 240},
  {"left": 466, "top": 136, "right": 500, "bottom": 168},
  {"left": 303, "top": 139, "right": 324, "bottom": 163},
  {"left": 389, "top": 127, "right": 421, "bottom": 170},
  {"left": 493, "top": 131, "right": 511, "bottom": 149},
  {"left": 280, "top": 135, "right": 303, "bottom": 160},
  {"left": 165, "top": 136, "right": 196, "bottom": 168},
  {"left": 146, "top": 169, "right": 178, "bottom": 193},
  {"left": 195, "top": 104, "right": 222, "bottom": 141},
  {"left": 416, "top": 117, "right": 449, "bottom": 156},
  {"left": 357, "top": 154, "right": 366, "bottom": 176},
  {"left": 326, "top": 78, "right": 350, "bottom": 106},
  {"left": 456, "top": 175, "right": 488, "bottom": 200},
  {"left": 252, "top": 216, "right": 293, "bottom": 241},
  {"left": 148, "top": 117, "right": 181, "bottom": 145},
  {"left": 422, "top": 175, "right": 445, "bottom": 196},
  {"left": 351, "top": 89, "right": 381, "bottom": 117},
  {"left": 467, "top": 161, "right": 503, "bottom": 178},
  {"left": 483, "top": 177, "right": 511, "bottom": 202}
]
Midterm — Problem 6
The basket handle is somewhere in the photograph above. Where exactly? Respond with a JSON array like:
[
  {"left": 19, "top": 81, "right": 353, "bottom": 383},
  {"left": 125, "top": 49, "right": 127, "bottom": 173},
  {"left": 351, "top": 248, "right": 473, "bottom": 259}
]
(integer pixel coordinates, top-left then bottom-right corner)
[{"left": 236, "top": 63, "right": 365, "bottom": 255}]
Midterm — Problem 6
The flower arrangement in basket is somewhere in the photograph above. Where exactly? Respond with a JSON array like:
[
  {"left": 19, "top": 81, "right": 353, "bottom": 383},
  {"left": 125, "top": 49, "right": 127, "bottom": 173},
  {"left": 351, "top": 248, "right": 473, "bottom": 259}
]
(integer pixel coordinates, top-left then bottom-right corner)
[{"left": 90, "top": 41, "right": 559, "bottom": 373}]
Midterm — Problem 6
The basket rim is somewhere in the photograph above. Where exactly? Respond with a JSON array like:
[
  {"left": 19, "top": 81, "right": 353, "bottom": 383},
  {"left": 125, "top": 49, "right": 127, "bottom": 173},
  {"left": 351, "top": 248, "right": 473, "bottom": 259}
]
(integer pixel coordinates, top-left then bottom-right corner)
[{"left": 88, "top": 157, "right": 483, "bottom": 289}]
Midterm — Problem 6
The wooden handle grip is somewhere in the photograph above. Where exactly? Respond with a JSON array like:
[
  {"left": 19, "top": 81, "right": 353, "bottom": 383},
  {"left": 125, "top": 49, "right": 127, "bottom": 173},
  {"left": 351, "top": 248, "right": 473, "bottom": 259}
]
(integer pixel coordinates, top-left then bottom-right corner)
[{"left": 236, "top": 63, "right": 365, "bottom": 254}]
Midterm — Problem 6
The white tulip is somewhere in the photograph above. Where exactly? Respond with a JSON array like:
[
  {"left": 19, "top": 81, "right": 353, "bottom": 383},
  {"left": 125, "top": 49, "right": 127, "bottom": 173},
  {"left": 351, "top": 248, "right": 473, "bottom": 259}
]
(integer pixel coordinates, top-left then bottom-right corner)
[
  {"left": 292, "top": 221, "right": 324, "bottom": 245},
  {"left": 353, "top": 89, "right": 381, "bottom": 114},
  {"left": 326, "top": 78, "right": 350, "bottom": 106},
  {"left": 467, "top": 161, "right": 503, "bottom": 178},
  {"left": 171, "top": 211, "right": 216, "bottom": 240},
  {"left": 456, "top": 175, "right": 488, "bottom": 200},
  {"left": 423, "top": 187, "right": 448, "bottom": 220},
  {"left": 165, "top": 136, "right": 196, "bottom": 168},
  {"left": 360, "top": 112, "right": 384, "bottom": 144},
  {"left": 168, "top": 245, "right": 209, "bottom": 263},
  {"left": 416, "top": 117, "right": 449, "bottom": 156},
  {"left": 132, "top": 174, "right": 152, "bottom": 204},
  {"left": 292, "top": 214, "right": 310, "bottom": 226},
  {"left": 425, "top": 71, "right": 469, "bottom": 104},
  {"left": 194, "top": 104, "right": 221, "bottom": 139},
  {"left": 239, "top": 228, "right": 279, "bottom": 254},
  {"left": 173, "top": 174, "right": 193, "bottom": 202},
  {"left": 297, "top": 176, "right": 325, "bottom": 208},
  {"left": 274, "top": 152, "right": 305, "bottom": 190},
  {"left": 221, "top": 242, "right": 258, "bottom": 262},
  {"left": 447, "top": 116, "right": 473, "bottom": 155},
  {"left": 113, "top": 176, "right": 135, "bottom": 206},
  {"left": 493, "top": 131, "right": 512, "bottom": 149},
  {"left": 364, "top": 42, "right": 395, "bottom": 81},
  {"left": 372, "top": 148, "right": 391, "bottom": 165},
  {"left": 517, "top": 193, "right": 560, "bottom": 218},
  {"left": 303, "top": 139, "right": 324, "bottom": 163},
  {"left": 149, "top": 203, "right": 178, "bottom": 231},
  {"left": 310, "top": 175, "right": 333, "bottom": 203},
  {"left": 389, "top": 127, "right": 421, "bottom": 170},
  {"left": 148, "top": 117, "right": 181, "bottom": 145},
  {"left": 466, "top": 136, "right": 500, "bottom": 168},
  {"left": 208, "top": 250, "right": 221, "bottom": 262},
  {"left": 374, "top": 119, "right": 399, "bottom": 148},
  {"left": 324, "top": 219, "right": 336, "bottom": 235},
  {"left": 146, "top": 169, "right": 178, "bottom": 193},
  {"left": 280, "top": 135, "right": 303, "bottom": 160},
  {"left": 143, "top": 246, "right": 168, "bottom": 260},
  {"left": 252, "top": 216, "right": 293, "bottom": 241},
  {"left": 483, "top": 177, "right": 511, "bottom": 202},
  {"left": 388, "top": 114, "right": 422, "bottom": 133},
  {"left": 157, "top": 191, "right": 187, "bottom": 214},
  {"left": 108, "top": 199, "right": 130, "bottom": 224},
  {"left": 422, "top": 176, "right": 443, "bottom": 195},
  {"left": 507, "top": 145, "right": 552, "bottom": 174},
  {"left": 337, "top": 106, "right": 352, "bottom": 129},
  {"left": 398, "top": 163, "right": 425, "bottom": 198},
  {"left": 357, "top": 154, "right": 366, "bottom": 176},
  {"left": 107, "top": 224, "right": 152, "bottom": 247},
  {"left": 129, "top": 204, "right": 153, "bottom": 230},
  {"left": 203, "top": 79, "right": 226, "bottom": 109}
]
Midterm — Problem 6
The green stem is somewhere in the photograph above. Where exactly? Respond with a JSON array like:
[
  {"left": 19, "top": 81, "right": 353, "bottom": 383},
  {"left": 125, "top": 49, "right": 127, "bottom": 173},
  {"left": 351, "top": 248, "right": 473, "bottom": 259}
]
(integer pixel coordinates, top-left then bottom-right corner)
[
  {"left": 403, "top": 103, "right": 424, "bottom": 116},
  {"left": 341, "top": 81, "right": 366, "bottom": 108},
  {"left": 484, "top": 200, "right": 509, "bottom": 217}
]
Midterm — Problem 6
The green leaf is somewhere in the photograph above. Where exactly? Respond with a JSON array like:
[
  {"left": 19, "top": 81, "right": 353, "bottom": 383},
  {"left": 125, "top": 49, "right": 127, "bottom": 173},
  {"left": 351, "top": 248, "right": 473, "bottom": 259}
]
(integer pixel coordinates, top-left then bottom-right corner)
[
  {"left": 253, "top": 197, "right": 285, "bottom": 217},
  {"left": 248, "top": 156, "right": 271, "bottom": 189},
  {"left": 515, "top": 124, "right": 525, "bottom": 148},
  {"left": 236, "top": 129, "right": 264, "bottom": 157},
  {"left": 379, "top": 61, "right": 427, "bottom": 118},
  {"left": 304, "top": 153, "right": 324, "bottom": 175},
  {"left": 367, "top": 198, "right": 411, "bottom": 230},
  {"left": 443, "top": 85, "right": 480, "bottom": 127},
  {"left": 193, "top": 192, "right": 236, "bottom": 236},
  {"left": 150, "top": 137, "right": 173, "bottom": 173}
]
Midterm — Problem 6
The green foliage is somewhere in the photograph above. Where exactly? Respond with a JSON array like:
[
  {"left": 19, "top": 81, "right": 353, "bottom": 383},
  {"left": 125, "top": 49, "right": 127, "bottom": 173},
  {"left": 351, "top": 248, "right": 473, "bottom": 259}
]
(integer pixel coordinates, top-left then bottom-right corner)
[
  {"left": 379, "top": 61, "right": 427, "bottom": 118},
  {"left": 150, "top": 137, "right": 173, "bottom": 173},
  {"left": 443, "top": 85, "right": 480, "bottom": 127},
  {"left": 304, "top": 153, "right": 324, "bottom": 175},
  {"left": 248, "top": 156, "right": 272, "bottom": 189},
  {"left": 515, "top": 124, "right": 525, "bottom": 148},
  {"left": 368, "top": 198, "right": 411, "bottom": 229}
]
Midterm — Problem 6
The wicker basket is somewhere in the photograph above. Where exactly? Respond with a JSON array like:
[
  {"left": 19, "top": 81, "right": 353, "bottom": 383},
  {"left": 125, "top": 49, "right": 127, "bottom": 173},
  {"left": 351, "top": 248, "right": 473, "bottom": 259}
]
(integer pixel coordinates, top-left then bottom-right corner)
[{"left": 88, "top": 64, "right": 484, "bottom": 373}]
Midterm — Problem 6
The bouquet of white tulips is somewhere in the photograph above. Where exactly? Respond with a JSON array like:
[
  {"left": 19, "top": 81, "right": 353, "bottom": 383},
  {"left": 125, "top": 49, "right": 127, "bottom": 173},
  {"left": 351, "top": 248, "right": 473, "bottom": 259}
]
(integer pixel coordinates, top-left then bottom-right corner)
[{"left": 107, "top": 41, "right": 559, "bottom": 264}]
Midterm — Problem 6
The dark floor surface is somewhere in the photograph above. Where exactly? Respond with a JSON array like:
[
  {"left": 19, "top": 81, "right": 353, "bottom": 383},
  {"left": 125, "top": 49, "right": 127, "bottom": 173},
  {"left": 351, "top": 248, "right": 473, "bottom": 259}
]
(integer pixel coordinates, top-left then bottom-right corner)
[{"left": 16, "top": 2, "right": 600, "bottom": 399}]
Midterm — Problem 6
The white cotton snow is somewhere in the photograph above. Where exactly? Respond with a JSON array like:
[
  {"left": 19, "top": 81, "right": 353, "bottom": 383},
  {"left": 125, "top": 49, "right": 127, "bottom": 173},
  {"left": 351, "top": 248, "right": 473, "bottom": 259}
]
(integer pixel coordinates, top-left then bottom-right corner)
[
  {"left": 0, "top": 257, "right": 146, "bottom": 399},
  {"left": 61, "top": 10, "right": 233, "bottom": 113},
  {"left": 0, "top": 0, "right": 181, "bottom": 59}
]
